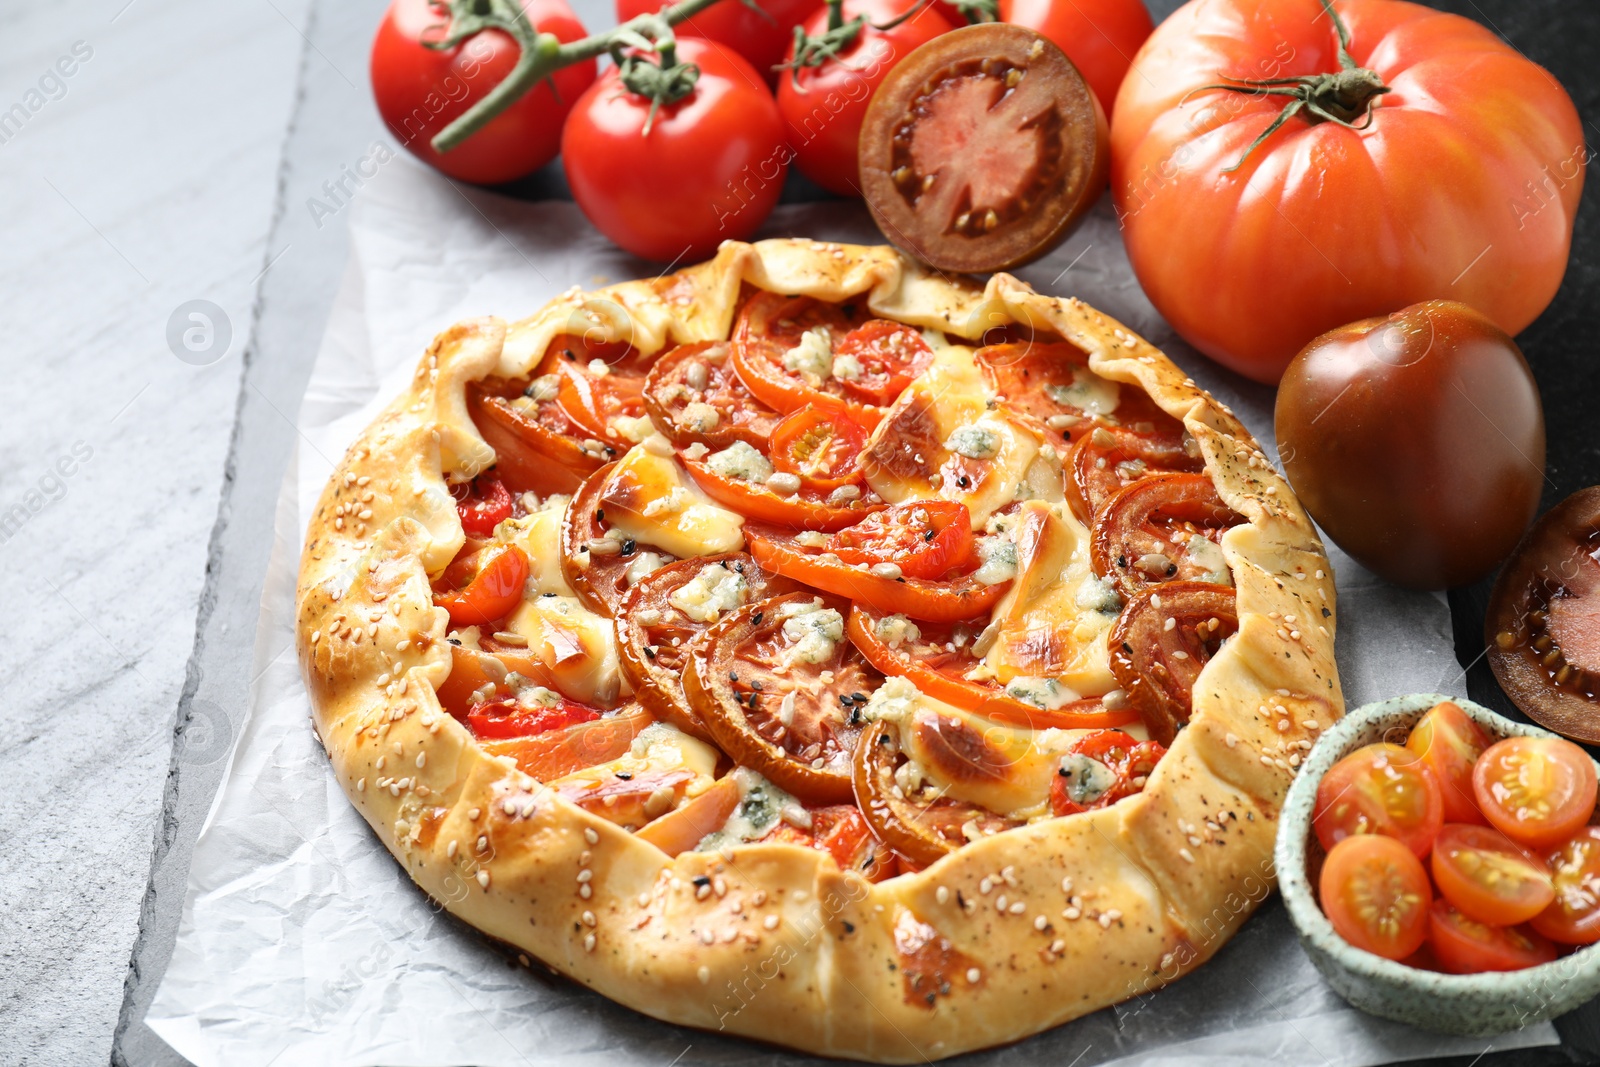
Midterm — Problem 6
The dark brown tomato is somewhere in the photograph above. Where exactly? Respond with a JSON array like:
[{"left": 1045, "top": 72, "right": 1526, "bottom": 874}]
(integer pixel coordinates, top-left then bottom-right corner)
[
  {"left": 559, "top": 463, "right": 671, "bottom": 617},
  {"left": 1487, "top": 487, "right": 1600, "bottom": 742},
  {"left": 683, "top": 593, "right": 882, "bottom": 804},
  {"left": 857, "top": 24, "right": 1108, "bottom": 273},
  {"left": 1067, "top": 422, "right": 1201, "bottom": 524},
  {"left": 1109, "top": 581, "right": 1238, "bottom": 744},
  {"left": 614, "top": 553, "right": 796, "bottom": 742},
  {"left": 1276, "top": 300, "right": 1545, "bottom": 590},
  {"left": 1091, "top": 473, "right": 1243, "bottom": 597},
  {"left": 641, "top": 340, "right": 783, "bottom": 449},
  {"left": 466, "top": 379, "right": 606, "bottom": 497},
  {"left": 852, "top": 719, "right": 1022, "bottom": 868}
]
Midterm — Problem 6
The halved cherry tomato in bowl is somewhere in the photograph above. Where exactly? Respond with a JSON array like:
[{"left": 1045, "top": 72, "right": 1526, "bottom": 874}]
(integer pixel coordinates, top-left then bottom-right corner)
[
  {"left": 1320, "top": 834, "right": 1432, "bottom": 961},
  {"left": 1430, "top": 823, "right": 1555, "bottom": 927},
  {"left": 770, "top": 405, "right": 872, "bottom": 492},
  {"left": 1531, "top": 826, "right": 1600, "bottom": 945},
  {"left": 1405, "top": 701, "right": 1492, "bottom": 825},
  {"left": 1108, "top": 581, "right": 1237, "bottom": 746},
  {"left": 1428, "top": 900, "right": 1559, "bottom": 974},
  {"left": 1313, "top": 742, "right": 1444, "bottom": 858},
  {"left": 1473, "top": 735, "right": 1598, "bottom": 849},
  {"left": 433, "top": 543, "right": 529, "bottom": 627},
  {"left": 1048, "top": 729, "right": 1166, "bottom": 816}
]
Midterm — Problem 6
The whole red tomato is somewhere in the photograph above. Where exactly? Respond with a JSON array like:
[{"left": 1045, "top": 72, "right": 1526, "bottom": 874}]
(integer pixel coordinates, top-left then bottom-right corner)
[
  {"left": 776, "top": 0, "right": 954, "bottom": 195},
  {"left": 562, "top": 38, "right": 789, "bottom": 262},
  {"left": 1111, "top": 0, "right": 1585, "bottom": 384},
  {"left": 370, "top": 0, "right": 597, "bottom": 185},
  {"left": 999, "top": 0, "right": 1151, "bottom": 117},
  {"left": 616, "top": 0, "right": 823, "bottom": 81}
]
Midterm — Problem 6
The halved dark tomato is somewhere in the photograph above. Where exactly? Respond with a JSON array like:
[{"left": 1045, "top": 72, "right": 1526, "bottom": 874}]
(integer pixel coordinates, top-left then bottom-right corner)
[
  {"left": 748, "top": 524, "right": 1008, "bottom": 622},
  {"left": 1486, "top": 487, "right": 1600, "bottom": 743},
  {"left": 559, "top": 462, "right": 672, "bottom": 617},
  {"left": 828, "top": 320, "right": 935, "bottom": 407},
  {"left": 852, "top": 719, "right": 1021, "bottom": 868},
  {"left": 1428, "top": 900, "right": 1558, "bottom": 974},
  {"left": 683, "top": 593, "right": 881, "bottom": 804},
  {"left": 1091, "top": 473, "right": 1243, "bottom": 597},
  {"left": 1048, "top": 729, "right": 1166, "bottom": 816},
  {"left": 453, "top": 472, "right": 515, "bottom": 538},
  {"left": 829, "top": 500, "right": 974, "bottom": 580},
  {"left": 1320, "top": 835, "right": 1432, "bottom": 961},
  {"left": 729, "top": 290, "right": 878, "bottom": 417},
  {"left": 857, "top": 23, "right": 1108, "bottom": 273},
  {"left": 1531, "top": 826, "right": 1600, "bottom": 945},
  {"left": 641, "top": 340, "right": 783, "bottom": 449},
  {"left": 477, "top": 704, "right": 654, "bottom": 781},
  {"left": 682, "top": 452, "right": 876, "bottom": 532},
  {"left": 1108, "top": 582, "right": 1238, "bottom": 745},
  {"left": 615, "top": 553, "right": 795, "bottom": 741},
  {"left": 1067, "top": 423, "right": 1201, "bottom": 524},
  {"left": 432, "top": 543, "right": 529, "bottom": 627},
  {"left": 464, "top": 694, "right": 603, "bottom": 740},
  {"left": 770, "top": 406, "right": 872, "bottom": 492},
  {"left": 763, "top": 804, "right": 898, "bottom": 882},
  {"left": 467, "top": 380, "right": 604, "bottom": 497},
  {"left": 845, "top": 606, "right": 1141, "bottom": 731}
]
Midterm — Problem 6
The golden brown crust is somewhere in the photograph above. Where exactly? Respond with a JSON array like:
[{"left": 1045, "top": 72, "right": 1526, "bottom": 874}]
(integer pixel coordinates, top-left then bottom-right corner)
[{"left": 295, "top": 239, "right": 1341, "bottom": 1062}]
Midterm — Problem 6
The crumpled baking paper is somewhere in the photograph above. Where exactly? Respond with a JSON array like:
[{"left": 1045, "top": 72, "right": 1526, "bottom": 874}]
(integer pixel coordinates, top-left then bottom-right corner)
[{"left": 146, "top": 156, "right": 1558, "bottom": 1067}]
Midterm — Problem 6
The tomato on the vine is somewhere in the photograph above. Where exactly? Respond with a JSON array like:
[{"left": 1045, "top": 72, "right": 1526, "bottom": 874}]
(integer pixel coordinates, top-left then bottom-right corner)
[
  {"left": 563, "top": 37, "right": 788, "bottom": 262},
  {"left": 370, "top": 0, "right": 596, "bottom": 185},
  {"left": 775, "top": 0, "right": 954, "bottom": 195},
  {"left": 617, "top": 0, "right": 823, "bottom": 80},
  {"left": 998, "top": 0, "right": 1151, "bottom": 117}
]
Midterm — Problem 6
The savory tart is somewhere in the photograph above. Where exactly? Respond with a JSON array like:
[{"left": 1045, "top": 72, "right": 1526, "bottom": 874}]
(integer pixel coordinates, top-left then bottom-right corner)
[{"left": 296, "top": 239, "right": 1341, "bottom": 1061}]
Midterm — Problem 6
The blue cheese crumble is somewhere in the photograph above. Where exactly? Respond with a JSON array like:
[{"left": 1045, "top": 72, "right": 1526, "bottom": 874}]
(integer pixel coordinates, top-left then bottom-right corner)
[
  {"left": 705, "top": 441, "right": 774, "bottom": 483},
  {"left": 667, "top": 562, "right": 749, "bottom": 622},
  {"left": 1045, "top": 367, "right": 1119, "bottom": 416},
  {"left": 780, "top": 599, "right": 844, "bottom": 664},
  {"left": 873, "top": 613, "right": 922, "bottom": 649},
  {"left": 972, "top": 535, "right": 1018, "bottom": 585},
  {"left": 944, "top": 422, "right": 1002, "bottom": 461},
  {"left": 783, "top": 328, "right": 833, "bottom": 382}
]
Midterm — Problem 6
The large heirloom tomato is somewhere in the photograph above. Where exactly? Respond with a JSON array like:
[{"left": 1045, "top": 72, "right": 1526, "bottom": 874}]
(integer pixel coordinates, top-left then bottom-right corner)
[
  {"left": 999, "top": 0, "right": 1151, "bottom": 118},
  {"left": 1110, "top": 0, "right": 1585, "bottom": 384}
]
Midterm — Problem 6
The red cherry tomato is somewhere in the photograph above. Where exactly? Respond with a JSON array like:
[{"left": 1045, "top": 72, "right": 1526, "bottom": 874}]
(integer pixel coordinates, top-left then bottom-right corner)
[
  {"left": 1430, "top": 823, "right": 1555, "bottom": 927},
  {"left": 433, "top": 543, "right": 529, "bottom": 626},
  {"left": 370, "top": 0, "right": 596, "bottom": 184},
  {"left": 1048, "top": 730, "right": 1165, "bottom": 817},
  {"left": 1531, "top": 826, "right": 1600, "bottom": 945},
  {"left": 1473, "top": 735, "right": 1598, "bottom": 848},
  {"left": 1428, "top": 900, "right": 1558, "bottom": 974},
  {"left": 829, "top": 320, "right": 935, "bottom": 406},
  {"left": 562, "top": 38, "right": 787, "bottom": 261},
  {"left": 465, "top": 694, "right": 603, "bottom": 740},
  {"left": 1320, "top": 835, "right": 1432, "bottom": 961},
  {"left": 1313, "top": 743, "right": 1443, "bottom": 858},
  {"left": 775, "top": 0, "right": 954, "bottom": 195},
  {"left": 1405, "top": 701, "right": 1491, "bottom": 825},
  {"left": 617, "top": 0, "right": 823, "bottom": 79},
  {"left": 770, "top": 406, "right": 872, "bottom": 491},
  {"left": 998, "top": 0, "right": 1151, "bottom": 118},
  {"left": 454, "top": 472, "right": 514, "bottom": 538},
  {"left": 828, "top": 499, "right": 974, "bottom": 580}
]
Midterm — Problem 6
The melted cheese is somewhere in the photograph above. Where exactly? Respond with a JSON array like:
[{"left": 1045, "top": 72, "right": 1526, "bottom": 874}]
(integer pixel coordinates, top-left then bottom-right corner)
[
  {"left": 863, "top": 344, "right": 1054, "bottom": 526},
  {"left": 498, "top": 495, "right": 575, "bottom": 596},
  {"left": 548, "top": 722, "right": 721, "bottom": 822},
  {"left": 981, "top": 501, "right": 1118, "bottom": 696},
  {"left": 506, "top": 595, "right": 625, "bottom": 706},
  {"left": 696, "top": 767, "right": 808, "bottom": 852},
  {"left": 599, "top": 446, "right": 745, "bottom": 559}
]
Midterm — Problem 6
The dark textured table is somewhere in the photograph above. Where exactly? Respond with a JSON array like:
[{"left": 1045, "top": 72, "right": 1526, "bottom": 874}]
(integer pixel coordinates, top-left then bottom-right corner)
[{"left": 24, "top": 0, "right": 1586, "bottom": 1063}]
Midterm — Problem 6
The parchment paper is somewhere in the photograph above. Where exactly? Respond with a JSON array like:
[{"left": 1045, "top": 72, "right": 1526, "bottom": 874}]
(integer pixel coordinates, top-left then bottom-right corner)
[{"left": 146, "top": 156, "right": 1558, "bottom": 1067}]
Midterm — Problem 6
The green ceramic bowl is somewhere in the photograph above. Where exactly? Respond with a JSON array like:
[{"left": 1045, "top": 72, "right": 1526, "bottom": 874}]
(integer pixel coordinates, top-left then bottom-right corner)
[{"left": 1276, "top": 691, "right": 1600, "bottom": 1035}]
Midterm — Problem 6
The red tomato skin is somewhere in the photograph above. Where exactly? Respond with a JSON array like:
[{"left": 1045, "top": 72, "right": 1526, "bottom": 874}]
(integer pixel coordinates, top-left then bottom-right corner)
[
  {"left": 1428, "top": 900, "right": 1559, "bottom": 974},
  {"left": 563, "top": 39, "right": 789, "bottom": 261},
  {"left": 998, "top": 0, "right": 1151, "bottom": 118},
  {"left": 1472, "top": 736, "right": 1599, "bottom": 849},
  {"left": 370, "top": 0, "right": 596, "bottom": 185},
  {"left": 1407, "top": 701, "right": 1491, "bottom": 825},
  {"left": 1531, "top": 827, "right": 1600, "bottom": 945},
  {"left": 1429, "top": 823, "right": 1555, "bottom": 927},
  {"left": 1110, "top": 0, "right": 1585, "bottom": 384},
  {"left": 616, "top": 0, "right": 823, "bottom": 80},
  {"left": 776, "top": 0, "right": 954, "bottom": 195}
]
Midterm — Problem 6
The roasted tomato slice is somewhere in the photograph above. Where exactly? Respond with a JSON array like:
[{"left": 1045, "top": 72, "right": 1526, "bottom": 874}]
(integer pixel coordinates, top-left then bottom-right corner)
[
  {"left": 464, "top": 693, "right": 603, "bottom": 740},
  {"left": 974, "top": 341, "right": 1172, "bottom": 450},
  {"left": 1428, "top": 900, "right": 1558, "bottom": 974},
  {"left": 1472, "top": 735, "right": 1598, "bottom": 849},
  {"left": 615, "top": 553, "right": 794, "bottom": 741},
  {"left": 633, "top": 775, "right": 744, "bottom": 857},
  {"left": 1049, "top": 729, "right": 1166, "bottom": 816},
  {"left": 558, "top": 462, "right": 673, "bottom": 617},
  {"left": 828, "top": 499, "right": 974, "bottom": 579},
  {"left": 852, "top": 719, "right": 1022, "bottom": 868},
  {"left": 1068, "top": 423, "right": 1201, "bottom": 523},
  {"left": 763, "top": 804, "right": 898, "bottom": 882},
  {"left": 682, "top": 449, "right": 877, "bottom": 532},
  {"left": 1091, "top": 473, "right": 1242, "bottom": 596},
  {"left": 435, "top": 642, "right": 562, "bottom": 720},
  {"left": 1313, "top": 743, "right": 1444, "bottom": 858},
  {"left": 683, "top": 593, "right": 881, "bottom": 804},
  {"left": 1320, "top": 835, "right": 1432, "bottom": 961},
  {"left": 1108, "top": 581, "right": 1237, "bottom": 745},
  {"left": 477, "top": 704, "right": 654, "bottom": 781},
  {"left": 1430, "top": 823, "right": 1555, "bottom": 926},
  {"left": 1531, "top": 826, "right": 1600, "bottom": 945},
  {"left": 1486, "top": 487, "right": 1600, "bottom": 743},
  {"left": 828, "top": 320, "right": 935, "bottom": 407},
  {"left": 641, "top": 340, "right": 782, "bottom": 449},
  {"left": 857, "top": 23, "right": 1107, "bottom": 274},
  {"left": 770, "top": 405, "right": 873, "bottom": 492},
  {"left": 467, "top": 379, "right": 605, "bottom": 496},
  {"left": 432, "top": 543, "right": 529, "bottom": 627},
  {"left": 845, "top": 606, "right": 1140, "bottom": 731},
  {"left": 729, "top": 290, "right": 879, "bottom": 417},
  {"left": 1405, "top": 701, "right": 1492, "bottom": 825},
  {"left": 748, "top": 525, "right": 1008, "bottom": 622},
  {"left": 453, "top": 471, "right": 515, "bottom": 538}
]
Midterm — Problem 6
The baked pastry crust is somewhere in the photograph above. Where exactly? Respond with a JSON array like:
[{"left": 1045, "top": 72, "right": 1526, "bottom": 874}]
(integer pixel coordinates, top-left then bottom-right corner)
[{"left": 296, "top": 239, "right": 1341, "bottom": 1062}]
